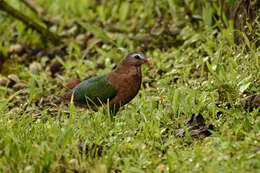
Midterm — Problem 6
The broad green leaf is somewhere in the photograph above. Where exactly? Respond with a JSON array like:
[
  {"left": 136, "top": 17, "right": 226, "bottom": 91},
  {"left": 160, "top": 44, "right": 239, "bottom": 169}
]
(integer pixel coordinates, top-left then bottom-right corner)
[
  {"left": 77, "top": 21, "right": 116, "bottom": 46},
  {"left": 203, "top": 2, "right": 213, "bottom": 26},
  {"left": 238, "top": 75, "right": 252, "bottom": 93},
  {"left": 225, "top": 0, "right": 235, "bottom": 6},
  {"left": 206, "top": 61, "right": 221, "bottom": 83},
  {"left": 119, "top": 2, "right": 129, "bottom": 22},
  {"left": 242, "top": 32, "right": 250, "bottom": 49},
  {"left": 97, "top": 6, "right": 107, "bottom": 20},
  {"left": 239, "top": 82, "right": 251, "bottom": 93},
  {"left": 206, "top": 61, "right": 214, "bottom": 74}
]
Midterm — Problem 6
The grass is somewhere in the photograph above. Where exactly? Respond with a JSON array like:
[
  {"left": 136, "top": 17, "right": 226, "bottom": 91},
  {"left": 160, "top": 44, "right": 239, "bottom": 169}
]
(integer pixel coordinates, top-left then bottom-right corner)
[{"left": 0, "top": 0, "right": 260, "bottom": 172}]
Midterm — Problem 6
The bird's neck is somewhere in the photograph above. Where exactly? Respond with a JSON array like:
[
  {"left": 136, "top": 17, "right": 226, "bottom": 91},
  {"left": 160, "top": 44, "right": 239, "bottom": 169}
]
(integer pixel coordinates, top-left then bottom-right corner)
[{"left": 114, "top": 63, "right": 141, "bottom": 75}]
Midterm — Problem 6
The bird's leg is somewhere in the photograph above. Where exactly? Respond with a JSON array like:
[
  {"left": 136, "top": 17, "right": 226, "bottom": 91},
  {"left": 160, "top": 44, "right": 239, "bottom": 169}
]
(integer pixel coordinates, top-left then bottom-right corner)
[
  {"left": 109, "top": 104, "right": 119, "bottom": 115},
  {"left": 109, "top": 95, "right": 122, "bottom": 115}
]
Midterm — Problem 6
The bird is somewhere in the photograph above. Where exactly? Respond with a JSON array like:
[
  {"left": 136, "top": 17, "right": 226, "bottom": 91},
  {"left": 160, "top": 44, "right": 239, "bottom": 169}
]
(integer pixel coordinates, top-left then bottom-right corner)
[{"left": 55, "top": 51, "right": 152, "bottom": 114}]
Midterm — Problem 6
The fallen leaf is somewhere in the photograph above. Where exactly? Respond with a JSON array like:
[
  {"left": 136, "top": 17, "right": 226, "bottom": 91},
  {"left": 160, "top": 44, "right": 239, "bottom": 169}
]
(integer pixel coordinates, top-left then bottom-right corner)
[
  {"left": 9, "top": 44, "right": 24, "bottom": 54},
  {"left": 240, "top": 94, "right": 260, "bottom": 110},
  {"left": 50, "top": 61, "right": 63, "bottom": 77},
  {"left": 8, "top": 74, "right": 19, "bottom": 87},
  {"left": 177, "top": 113, "right": 213, "bottom": 138},
  {"left": 13, "top": 82, "right": 28, "bottom": 91},
  {"left": 29, "top": 62, "right": 42, "bottom": 75}
]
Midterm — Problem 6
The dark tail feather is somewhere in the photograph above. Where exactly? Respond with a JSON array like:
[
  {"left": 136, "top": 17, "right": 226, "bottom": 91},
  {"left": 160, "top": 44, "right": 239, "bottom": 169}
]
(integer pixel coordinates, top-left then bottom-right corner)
[
  {"left": 42, "top": 99, "right": 61, "bottom": 107},
  {"left": 42, "top": 90, "right": 73, "bottom": 107}
]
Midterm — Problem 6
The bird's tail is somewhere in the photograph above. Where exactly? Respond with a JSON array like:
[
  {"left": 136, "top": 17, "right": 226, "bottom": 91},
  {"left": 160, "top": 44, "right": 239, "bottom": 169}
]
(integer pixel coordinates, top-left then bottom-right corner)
[{"left": 42, "top": 90, "right": 73, "bottom": 107}]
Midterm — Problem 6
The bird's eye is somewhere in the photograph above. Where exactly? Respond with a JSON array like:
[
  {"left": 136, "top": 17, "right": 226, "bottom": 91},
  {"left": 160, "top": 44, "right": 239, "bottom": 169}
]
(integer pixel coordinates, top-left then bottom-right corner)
[{"left": 134, "top": 55, "right": 140, "bottom": 59}]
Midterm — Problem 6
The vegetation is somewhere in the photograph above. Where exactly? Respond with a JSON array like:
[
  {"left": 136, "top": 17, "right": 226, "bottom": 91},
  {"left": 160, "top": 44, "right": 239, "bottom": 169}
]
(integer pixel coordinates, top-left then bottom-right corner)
[{"left": 0, "top": 0, "right": 259, "bottom": 172}]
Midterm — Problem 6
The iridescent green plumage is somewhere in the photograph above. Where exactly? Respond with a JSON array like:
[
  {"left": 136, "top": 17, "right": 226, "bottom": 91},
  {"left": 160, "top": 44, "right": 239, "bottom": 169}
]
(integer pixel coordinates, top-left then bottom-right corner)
[{"left": 72, "top": 74, "right": 117, "bottom": 105}]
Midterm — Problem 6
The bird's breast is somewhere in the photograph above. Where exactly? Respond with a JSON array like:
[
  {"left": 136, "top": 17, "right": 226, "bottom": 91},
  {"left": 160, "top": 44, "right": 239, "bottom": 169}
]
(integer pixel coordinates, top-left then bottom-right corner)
[{"left": 107, "top": 67, "right": 142, "bottom": 105}]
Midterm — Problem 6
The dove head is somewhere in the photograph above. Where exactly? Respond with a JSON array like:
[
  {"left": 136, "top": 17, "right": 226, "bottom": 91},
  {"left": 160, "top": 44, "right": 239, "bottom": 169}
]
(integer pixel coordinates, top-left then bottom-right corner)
[{"left": 121, "top": 52, "right": 152, "bottom": 67}]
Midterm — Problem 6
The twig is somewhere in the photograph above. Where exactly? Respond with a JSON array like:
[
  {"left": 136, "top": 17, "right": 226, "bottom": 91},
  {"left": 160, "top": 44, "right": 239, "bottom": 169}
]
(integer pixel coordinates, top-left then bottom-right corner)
[
  {"left": 0, "top": 0, "right": 62, "bottom": 45},
  {"left": 18, "top": 0, "right": 64, "bottom": 27}
]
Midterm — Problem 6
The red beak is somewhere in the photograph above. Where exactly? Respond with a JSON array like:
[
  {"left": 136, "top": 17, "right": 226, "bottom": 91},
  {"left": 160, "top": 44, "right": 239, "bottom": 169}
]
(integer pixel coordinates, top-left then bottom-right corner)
[{"left": 144, "top": 59, "right": 152, "bottom": 66}]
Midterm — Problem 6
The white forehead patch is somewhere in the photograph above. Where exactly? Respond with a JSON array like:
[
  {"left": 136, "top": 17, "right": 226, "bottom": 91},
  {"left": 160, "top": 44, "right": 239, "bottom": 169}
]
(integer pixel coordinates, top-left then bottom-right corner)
[{"left": 131, "top": 52, "right": 144, "bottom": 58}]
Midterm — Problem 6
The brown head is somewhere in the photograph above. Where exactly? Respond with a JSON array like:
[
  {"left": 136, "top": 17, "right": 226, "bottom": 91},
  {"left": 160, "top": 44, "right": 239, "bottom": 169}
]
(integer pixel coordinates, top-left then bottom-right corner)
[{"left": 120, "top": 52, "right": 152, "bottom": 67}]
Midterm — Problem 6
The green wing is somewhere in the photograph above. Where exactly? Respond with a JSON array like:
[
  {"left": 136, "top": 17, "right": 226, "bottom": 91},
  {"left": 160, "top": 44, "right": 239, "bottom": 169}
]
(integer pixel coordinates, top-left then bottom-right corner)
[{"left": 72, "top": 74, "right": 117, "bottom": 105}]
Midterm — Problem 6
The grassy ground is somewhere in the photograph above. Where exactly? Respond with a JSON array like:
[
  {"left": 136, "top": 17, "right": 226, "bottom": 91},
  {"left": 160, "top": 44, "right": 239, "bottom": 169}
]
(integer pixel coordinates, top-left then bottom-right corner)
[{"left": 0, "top": 0, "right": 260, "bottom": 172}]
